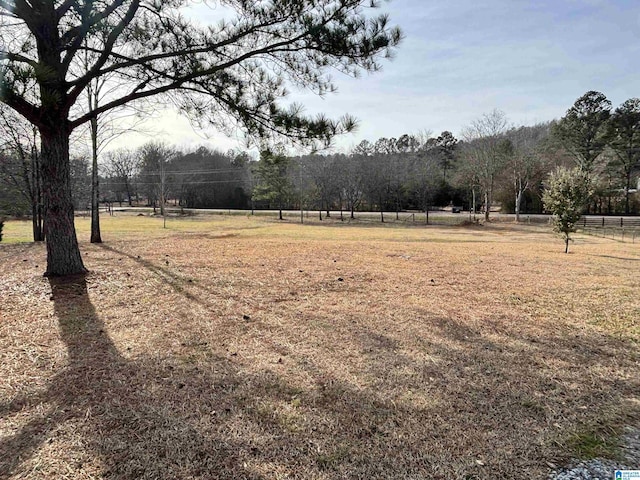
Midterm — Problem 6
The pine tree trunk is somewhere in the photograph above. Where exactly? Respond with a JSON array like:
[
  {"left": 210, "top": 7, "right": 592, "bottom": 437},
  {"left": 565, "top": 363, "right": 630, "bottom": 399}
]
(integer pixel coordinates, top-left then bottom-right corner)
[{"left": 41, "top": 129, "right": 87, "bottom": 276}]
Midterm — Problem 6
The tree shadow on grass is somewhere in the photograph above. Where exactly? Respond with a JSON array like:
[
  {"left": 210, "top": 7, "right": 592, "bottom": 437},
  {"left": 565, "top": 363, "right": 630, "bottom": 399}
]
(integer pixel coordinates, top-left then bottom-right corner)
[
  {"left": 4, "top": 244, "right": 638, "bottom": 479},
  {"left": 1, "top": 273, "right": 445, "bottom": 479},
  {"left": 0, "top": 275, "right": 256, "bottom": 479}
]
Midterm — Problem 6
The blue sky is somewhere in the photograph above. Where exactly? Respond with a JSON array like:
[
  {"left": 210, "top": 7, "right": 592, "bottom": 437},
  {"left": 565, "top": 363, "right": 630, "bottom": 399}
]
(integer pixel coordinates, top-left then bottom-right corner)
[{"left": 117, "top": 0, "right": 640, "bottom": 154}]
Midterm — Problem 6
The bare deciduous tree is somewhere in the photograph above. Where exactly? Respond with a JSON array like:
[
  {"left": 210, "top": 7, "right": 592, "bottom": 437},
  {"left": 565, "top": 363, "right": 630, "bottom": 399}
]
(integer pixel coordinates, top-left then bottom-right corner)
[{"left": 462, "top": 110, "right": 510, "bottom": 221}]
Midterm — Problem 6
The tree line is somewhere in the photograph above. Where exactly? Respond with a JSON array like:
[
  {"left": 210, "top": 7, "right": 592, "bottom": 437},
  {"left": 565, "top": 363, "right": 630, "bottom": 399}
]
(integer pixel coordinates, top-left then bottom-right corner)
[{"left": 2, "top": 90, "right": 639, "bottom": 239}]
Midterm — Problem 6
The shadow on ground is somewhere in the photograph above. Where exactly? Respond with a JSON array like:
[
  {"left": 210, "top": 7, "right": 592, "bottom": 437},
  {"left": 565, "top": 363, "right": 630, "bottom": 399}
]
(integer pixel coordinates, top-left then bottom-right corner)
[{"left": 1, "top": 247, "right": 638, "bottom": 479}]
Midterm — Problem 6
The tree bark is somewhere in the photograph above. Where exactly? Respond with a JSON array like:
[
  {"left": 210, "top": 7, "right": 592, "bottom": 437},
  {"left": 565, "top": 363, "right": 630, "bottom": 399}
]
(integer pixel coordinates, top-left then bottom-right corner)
[
  {"left": 41, "top": 129, "right": 87, "bottom": 276},
  {"left": 484, "top": 191, "right": 490, "bottom": 221},
  {"left": 515, "top": 190, "right": 522, "bottom": 223}
]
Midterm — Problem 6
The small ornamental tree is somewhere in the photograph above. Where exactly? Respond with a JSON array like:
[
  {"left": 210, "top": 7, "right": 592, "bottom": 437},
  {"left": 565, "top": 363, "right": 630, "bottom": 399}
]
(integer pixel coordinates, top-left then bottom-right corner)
[{"left": 542, "top": 167, "right": 593, "bottom": 253}]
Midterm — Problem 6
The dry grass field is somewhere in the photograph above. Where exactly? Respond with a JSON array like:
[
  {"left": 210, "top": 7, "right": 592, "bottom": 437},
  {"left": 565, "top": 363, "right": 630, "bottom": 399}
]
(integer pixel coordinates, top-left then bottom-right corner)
[{"left": 1, "top": 214, "right": 638, "bottom": 479}]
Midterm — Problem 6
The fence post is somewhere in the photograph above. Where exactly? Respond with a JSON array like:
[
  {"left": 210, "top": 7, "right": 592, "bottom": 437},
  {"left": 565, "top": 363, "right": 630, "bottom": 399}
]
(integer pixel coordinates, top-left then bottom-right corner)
[
  {"left": 621, "top": 217, "right": 623, "bottom": 228},
  {"left": 602, "top": 217, "right": 605, "bottom": 227}
]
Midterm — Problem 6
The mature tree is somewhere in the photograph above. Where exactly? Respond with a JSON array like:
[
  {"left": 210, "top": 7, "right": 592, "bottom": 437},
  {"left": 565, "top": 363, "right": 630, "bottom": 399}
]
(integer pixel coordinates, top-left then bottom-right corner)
[
  {"left": 504, "top": 124, "right": 550, "bottom": 221},
  {"left": 360, "top": 152, "right": 390, "bottom": 222},
  {"left": 408, "top": 142, "right": 439, "bottom": 223},
  {"left": 138, "top": 142, "right": 175, "bottom": 224},
  {"left": 77, "top": 32, "right": 149, "bottom": 243},
  {"left": 0, "top": 105, "right": 44, "bottom": 240},
  {"left": 462, "top": 110, "right": 510, "bottom": 221},
  {"left": 607, "top": 98, "right": 640, "bottom": 214},
  {"left": 389, "top": 134, "right": 418, "bottom": 219},
  {"left": 103, "top": 148, "right": 139, "bottom": 206},
  {"left": 542, "top": 167, "right": 593, "bottom": 254},
  {"left": 339, "top": 154, "right": 364, "bottom": 220},
  {"left": 396, "top": 133, "right": 420, "bottom": 154},
  {"left": 553, "top": 91, "right": 612, "bottom": 174},
  {"left": 252, "top": 150, "right": 294, "bottom": 220},
  {"left": 69, "top": 155, "right": 91, "bottom": 211},
  {"left": 305, "top": 154, "right": 339, "bottom": 220},
  {"left": 0, "top": 1, "right": 401, "bottom": 276},
  {"left": 352, "top": 139, "right": 375, "bottom": 157},
  {"left": 435, "top": 131, "right": 458, "bottom": 183}
]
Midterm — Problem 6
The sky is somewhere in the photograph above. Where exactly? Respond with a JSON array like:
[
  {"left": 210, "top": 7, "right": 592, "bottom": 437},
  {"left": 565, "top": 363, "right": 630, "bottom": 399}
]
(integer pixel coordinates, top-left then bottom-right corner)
[{"left": 110, "top": 0, "right": 640, "bottom": 155}]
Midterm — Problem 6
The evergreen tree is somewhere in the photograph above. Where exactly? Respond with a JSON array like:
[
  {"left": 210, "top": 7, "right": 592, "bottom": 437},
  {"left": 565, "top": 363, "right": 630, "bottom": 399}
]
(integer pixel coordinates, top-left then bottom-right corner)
[
  {"left": 542, "top": 167, "right": 593, "bottom": 253},
  {"left": 553, "top": 91, "right": 612, "bottom": 174}
]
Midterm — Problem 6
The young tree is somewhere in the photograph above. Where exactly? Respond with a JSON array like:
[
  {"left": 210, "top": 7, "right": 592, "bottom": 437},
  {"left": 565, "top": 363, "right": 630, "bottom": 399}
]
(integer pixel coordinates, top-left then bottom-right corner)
[
  {"left": 553, "top": 91, "right": 612, "bottom": 174},
  {"left": 607, "top": 98, "right": 640, "bottom": 214},
  {"left": 0, "top": 1, "right": 401, "bottom": 276},
  {"left": 542, "top": 167, "right": 593, "bottom": 253}
]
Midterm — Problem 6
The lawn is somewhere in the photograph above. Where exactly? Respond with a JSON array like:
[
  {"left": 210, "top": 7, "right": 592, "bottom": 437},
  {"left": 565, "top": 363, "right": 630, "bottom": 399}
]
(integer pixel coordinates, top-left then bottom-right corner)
[{"left": 1, "top": 215, "right": 638, "bottom": 479}]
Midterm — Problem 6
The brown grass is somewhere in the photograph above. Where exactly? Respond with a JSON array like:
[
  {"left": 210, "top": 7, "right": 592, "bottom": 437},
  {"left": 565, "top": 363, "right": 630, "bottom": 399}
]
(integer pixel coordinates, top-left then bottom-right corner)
[{"left": 1, "top": 215, "right": 638, "bottom": 479}]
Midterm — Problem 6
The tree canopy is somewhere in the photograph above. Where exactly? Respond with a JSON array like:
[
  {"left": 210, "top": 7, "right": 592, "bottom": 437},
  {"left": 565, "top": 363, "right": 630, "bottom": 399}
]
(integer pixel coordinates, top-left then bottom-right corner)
[
  {"left": 553, "top": 91, "right": 612, "bottom": 173},
  {"left": 0, "top": 0, "right": 401, "bottom": 275},
  {"left": 0, "top": 0, "right": 401, "bottom": 147}
]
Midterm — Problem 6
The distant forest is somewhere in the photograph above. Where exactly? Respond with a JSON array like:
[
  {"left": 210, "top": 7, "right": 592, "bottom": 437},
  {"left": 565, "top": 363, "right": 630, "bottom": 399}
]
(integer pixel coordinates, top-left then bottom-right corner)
[{"left": 1, "top": 91, "right": 639, "bottom": 219}]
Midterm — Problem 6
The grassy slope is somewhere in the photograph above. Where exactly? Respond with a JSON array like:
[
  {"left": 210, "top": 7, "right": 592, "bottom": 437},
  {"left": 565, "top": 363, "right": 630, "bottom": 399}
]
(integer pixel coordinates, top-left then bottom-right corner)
[{"left": 0, "top": 215, "right": 638, "bottom": 479}]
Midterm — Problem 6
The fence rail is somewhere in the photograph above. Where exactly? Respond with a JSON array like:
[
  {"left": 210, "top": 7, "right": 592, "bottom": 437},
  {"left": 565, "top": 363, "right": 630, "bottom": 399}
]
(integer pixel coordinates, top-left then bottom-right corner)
[
  {"left": 577, "top": 216, "right": 640, "bottom": 243},
  {"left": 579, "top": 216, "right": 640, "bottom": 228}
]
